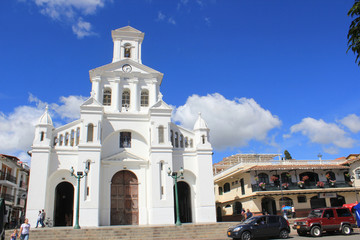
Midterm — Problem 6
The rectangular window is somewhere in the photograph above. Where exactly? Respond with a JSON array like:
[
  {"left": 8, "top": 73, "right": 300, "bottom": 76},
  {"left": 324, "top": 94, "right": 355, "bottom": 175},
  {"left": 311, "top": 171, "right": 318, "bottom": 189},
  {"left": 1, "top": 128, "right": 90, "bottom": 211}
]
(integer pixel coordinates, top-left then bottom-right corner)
[
  {"left": 297, "top": 195, "right": 307, "bottom": 203},
  {"left": 120, "top": 132, "right": 131, "bottom": 148},
  {"left": 240, "top": 178, "right": 245, "bottom": 195}
]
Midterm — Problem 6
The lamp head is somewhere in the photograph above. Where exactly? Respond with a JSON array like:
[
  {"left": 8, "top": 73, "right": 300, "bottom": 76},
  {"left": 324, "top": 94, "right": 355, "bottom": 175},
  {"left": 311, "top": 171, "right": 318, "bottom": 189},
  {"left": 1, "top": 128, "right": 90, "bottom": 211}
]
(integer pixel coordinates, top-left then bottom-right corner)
[
  {"left": 84, "top": 167, "right": 89, "bottom": 175},
  {"left": 70, "top": 166, "right": 74, "bottom": 176},
  {"left": 167, "top": 167, "right": 172, "bottom": 176},
  {"left": 179, "top": 167, "right": 184, "bottom": 176}
]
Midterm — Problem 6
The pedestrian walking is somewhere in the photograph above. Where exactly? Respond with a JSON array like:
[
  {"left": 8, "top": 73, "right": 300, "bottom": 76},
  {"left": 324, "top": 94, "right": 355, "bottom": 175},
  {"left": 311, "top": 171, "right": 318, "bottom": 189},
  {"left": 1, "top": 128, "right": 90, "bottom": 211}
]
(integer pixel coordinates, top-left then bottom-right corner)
[
  {"left": 245, "top": 209, "right": 253, "bottom": 219},
  {"left": 35, "top": 210, "right": 41, "bottom": 228},
  {"left": 19, "top": 218, "right": 30, "bottom": 240},
  {"left": 291, "top": 206, "right": 296, "bottom": 218},
  {"left": 10, "top": 229, "right": 18, "bottom": 240}
]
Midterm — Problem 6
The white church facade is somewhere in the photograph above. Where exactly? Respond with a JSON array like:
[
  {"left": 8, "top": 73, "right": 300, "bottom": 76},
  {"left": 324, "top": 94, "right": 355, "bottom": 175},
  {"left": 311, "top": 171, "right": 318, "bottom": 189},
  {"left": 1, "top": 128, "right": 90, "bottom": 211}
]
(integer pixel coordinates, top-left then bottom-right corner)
[{"left": 26, "top": 26, "right": 216, "bottom": 227}]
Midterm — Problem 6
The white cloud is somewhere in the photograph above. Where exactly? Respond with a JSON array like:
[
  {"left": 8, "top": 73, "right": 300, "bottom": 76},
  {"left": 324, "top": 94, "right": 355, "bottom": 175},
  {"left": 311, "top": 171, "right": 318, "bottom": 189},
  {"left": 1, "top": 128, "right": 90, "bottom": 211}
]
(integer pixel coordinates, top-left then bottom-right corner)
[
  {"left": 204, "top": 17, "right": 210, "bottom": 26},
  {"left": 340, "top": 114, "right": 360, "bottom": 133},
  {"left": 26, "top": 0, "right": 107, "bottom": 37},
  {"left": 172, "top": 93, "right": 281, "bottom": 150},
  {"left": 290, "top": 117, "right": 355, "bottom": 149},
  {"left": 0, "top": 94, "right": 86, "bottom": 155},
  {"left": 157, "top": 11, "right": 166, "bottom": 21},
  {"left": 51, "top": 95, "right": 87, "bottom": 120},
  {"left": 168, "top": 17, "right": 176, "bottom": 25},
  {"left": 72, "top": 18, "right": 95, "bottom": 39}
]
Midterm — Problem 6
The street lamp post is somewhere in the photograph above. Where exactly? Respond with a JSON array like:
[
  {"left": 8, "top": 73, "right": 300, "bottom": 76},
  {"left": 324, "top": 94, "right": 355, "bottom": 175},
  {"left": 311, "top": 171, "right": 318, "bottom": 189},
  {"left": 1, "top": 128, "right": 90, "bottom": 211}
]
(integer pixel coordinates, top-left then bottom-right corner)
[
  {"left": 167, "top": 167, "right": 184, "bottom": 226},
  {"left": 351, "top": 176, "right": 359, "bottom": 203},
  {"left": 70, "top": 166, "right": 89, "bottom": 229}
]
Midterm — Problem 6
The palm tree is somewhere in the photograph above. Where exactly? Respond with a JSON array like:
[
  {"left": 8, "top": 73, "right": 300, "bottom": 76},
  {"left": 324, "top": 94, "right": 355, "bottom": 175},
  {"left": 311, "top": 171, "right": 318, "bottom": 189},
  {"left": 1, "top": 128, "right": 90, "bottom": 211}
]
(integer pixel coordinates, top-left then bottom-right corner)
[{"left": 347, "top": 0, "right": 360, "bottom": 66}]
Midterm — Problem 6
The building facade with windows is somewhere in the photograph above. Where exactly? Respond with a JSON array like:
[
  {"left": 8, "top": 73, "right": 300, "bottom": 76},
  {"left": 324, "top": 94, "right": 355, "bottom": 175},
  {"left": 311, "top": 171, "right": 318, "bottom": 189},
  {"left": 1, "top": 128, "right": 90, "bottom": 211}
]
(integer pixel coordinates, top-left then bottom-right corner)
[
  {"left": 26, "top": 26, "right": 216, "bottom": 227},
  {"left": 0, "top": 154, "right": 29, "bottom": 227},
  {"left": 214, "top": 154, "right": 359, "bottom": 221}
]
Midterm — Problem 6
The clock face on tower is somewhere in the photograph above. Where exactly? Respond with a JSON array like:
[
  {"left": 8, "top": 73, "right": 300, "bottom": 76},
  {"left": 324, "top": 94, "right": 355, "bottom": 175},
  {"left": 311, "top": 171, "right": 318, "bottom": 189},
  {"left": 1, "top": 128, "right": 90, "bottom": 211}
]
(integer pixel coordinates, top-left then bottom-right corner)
[{"left": 122, "top": 64, "right": 132, "bottom": 73}]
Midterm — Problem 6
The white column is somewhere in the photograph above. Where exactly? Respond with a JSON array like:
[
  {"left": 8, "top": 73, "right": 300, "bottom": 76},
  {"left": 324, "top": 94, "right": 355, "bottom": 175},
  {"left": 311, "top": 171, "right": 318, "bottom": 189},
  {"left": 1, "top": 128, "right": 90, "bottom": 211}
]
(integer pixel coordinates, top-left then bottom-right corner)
[
  {"left": 150, "top": 80, "right": 158, "bottom": 106},
  {"left": 92, "top": 76, "right": 101, "bottom": 103},
  {"left": 112, "top": 40, "right": 121, "bottom": 62},
  {"left": 113, "top": 77, "right": 120, "bottom": 112},
  {"left": 130, "top": 79, "right": 139, "bottom": 112}
]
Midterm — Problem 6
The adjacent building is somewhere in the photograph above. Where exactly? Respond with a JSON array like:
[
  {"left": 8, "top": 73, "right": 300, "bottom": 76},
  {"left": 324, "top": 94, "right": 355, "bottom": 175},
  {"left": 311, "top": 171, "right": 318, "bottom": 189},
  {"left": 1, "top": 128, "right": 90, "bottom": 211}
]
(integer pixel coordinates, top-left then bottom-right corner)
[
  {"left": 26, "top": 26, "right": 216, "bottom": 227},
  {"left": 214, "top": 154, "right": 359, "bottom": 221},
  {"left": 0, "top": 154, "right": 29, "bottom": 227}
]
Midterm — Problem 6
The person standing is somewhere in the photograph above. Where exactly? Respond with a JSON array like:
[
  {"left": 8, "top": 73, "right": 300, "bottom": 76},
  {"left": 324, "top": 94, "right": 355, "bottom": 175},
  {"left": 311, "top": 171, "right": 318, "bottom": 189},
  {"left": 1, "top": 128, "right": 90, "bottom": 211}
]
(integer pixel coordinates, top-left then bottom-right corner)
[
  {"left": 245, "top": 209, "right": 253, "bottom": 219},
  {"left": 20, "top": 218, "right": 30, "bottom": 240},
  {"left": 35, "top": 211, "right": 41, "bottom": 228},
  {"left": 291, "top": 206, "right": 296, "bottom": 218},
  {"left": 41, "top": 209, "right": 46, "bottom": 227}
]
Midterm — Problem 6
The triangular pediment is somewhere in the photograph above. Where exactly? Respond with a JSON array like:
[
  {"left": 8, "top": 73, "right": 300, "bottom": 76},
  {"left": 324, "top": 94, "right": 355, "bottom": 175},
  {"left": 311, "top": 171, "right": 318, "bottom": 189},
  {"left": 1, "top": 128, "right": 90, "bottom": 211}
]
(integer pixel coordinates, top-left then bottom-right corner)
[
  {"left": 113, "top": 26, "right": 142, "bottom": 33},
  {"left": 150, "top": 99, "right": 173, "bottom": 110},
  {"left": 89, "top": 59, "right": 163, "bottom": 82},
  {"left": 81, "top": 96, "right": 102, "bottom": 108},
  {"left": 102, "top": 150, "right": 147, "bottom": 163}
]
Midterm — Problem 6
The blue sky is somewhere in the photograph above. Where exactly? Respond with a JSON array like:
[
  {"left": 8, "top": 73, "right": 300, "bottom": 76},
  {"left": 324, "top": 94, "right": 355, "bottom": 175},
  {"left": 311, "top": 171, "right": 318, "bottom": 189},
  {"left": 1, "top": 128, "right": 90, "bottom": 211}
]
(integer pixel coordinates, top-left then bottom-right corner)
[{"left": 0, "top": 0, "right": 360, "bottom": 164}]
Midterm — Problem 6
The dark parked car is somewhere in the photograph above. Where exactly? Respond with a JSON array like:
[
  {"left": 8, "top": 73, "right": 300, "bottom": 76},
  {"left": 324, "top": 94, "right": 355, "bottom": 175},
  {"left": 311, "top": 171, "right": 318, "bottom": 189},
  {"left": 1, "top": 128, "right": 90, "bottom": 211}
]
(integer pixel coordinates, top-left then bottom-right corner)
[
  {"left": 227, "top": 215, "right": 290, "bottom": 240},
  {"left": 293, "top": 207, "right": 357, "bottom": 237}
]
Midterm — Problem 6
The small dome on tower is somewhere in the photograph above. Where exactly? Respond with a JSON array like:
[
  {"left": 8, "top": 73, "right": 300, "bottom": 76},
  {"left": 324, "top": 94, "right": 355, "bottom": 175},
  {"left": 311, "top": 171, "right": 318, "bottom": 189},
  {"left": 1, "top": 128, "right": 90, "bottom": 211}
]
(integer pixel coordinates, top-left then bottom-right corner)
[
  {"left": 38, "top": 106, "right": 53, "bottom": 125},
  {"left": 193, "top": 113, "right": 209, "bottom": 130}
]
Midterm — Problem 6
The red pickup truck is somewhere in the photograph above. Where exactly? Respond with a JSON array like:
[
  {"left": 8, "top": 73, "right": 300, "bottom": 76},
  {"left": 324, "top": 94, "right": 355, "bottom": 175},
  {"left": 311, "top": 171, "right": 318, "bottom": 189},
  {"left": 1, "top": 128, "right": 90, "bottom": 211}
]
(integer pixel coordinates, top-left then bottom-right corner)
[{"left": 292, "top": 207, "right": 357, "bottom": 237}]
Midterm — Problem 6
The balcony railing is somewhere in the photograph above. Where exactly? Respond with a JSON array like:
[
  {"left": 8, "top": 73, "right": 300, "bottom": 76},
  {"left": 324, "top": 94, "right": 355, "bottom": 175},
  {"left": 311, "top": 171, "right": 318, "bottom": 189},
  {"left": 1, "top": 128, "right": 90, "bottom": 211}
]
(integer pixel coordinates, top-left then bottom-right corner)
[
  {"left": 251, "top": 181, "right": 353, "bottom": 192},
  {"left": 0, "top": 171, "right": 16, "bottom": 184},
  {"left": 0, "top": 193, "right": 14, "bottom": 202}
]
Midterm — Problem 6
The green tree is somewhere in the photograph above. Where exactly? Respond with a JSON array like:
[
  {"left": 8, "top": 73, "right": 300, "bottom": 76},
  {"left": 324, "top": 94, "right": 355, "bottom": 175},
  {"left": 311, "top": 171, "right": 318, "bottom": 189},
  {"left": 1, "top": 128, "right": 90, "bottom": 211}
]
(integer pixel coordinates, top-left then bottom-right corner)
[
  {"left": 347, "top": 0, "right": 360, "bottom": 66},
  {"left": 284, "top": 150, "right": 292, "bottom": 160}
]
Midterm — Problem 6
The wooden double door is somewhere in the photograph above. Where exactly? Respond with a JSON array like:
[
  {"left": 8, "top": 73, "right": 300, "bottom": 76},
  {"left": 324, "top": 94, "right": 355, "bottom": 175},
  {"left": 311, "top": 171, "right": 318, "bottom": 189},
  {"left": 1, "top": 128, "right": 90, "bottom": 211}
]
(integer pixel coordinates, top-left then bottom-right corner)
[{"left": 111, "top": 170, "right": 138, "bottom": 225}]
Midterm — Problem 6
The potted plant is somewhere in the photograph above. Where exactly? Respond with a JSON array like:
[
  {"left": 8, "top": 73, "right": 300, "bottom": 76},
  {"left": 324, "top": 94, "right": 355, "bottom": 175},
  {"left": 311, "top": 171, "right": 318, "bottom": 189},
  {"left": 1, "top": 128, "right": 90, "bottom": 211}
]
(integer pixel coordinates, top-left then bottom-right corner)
[
  {"left": 254, "top": 176, "right": 259, "bottom": 182},
  {"left": 286, "top": 172, "right": 291, "bottom": 178},
  {"left": 302, "top": 175, "right": 309, "bottom": 181},
  {"left": 329, "top": 179, "right": 336, "bottom": 187},
  {"left": 271, "top": 175, "right": 279, "bottom": 182},
  {"left": 298, "top": 181, "right": 305, "bottom": 188},
  {"left": 259, "top": 182, "right": 266, "bottom": 190},
  {"left": 282, "top": 182, "right": 289, "bottom": 189},
  {"left": 316, "top": 181, "right": 324, "bottom": 188},
  {"left": 326, "top": 173, "right": 331, "bottom": 179},
  {"left": 345, "top": 173, "right": 350, "bottom": 178}
]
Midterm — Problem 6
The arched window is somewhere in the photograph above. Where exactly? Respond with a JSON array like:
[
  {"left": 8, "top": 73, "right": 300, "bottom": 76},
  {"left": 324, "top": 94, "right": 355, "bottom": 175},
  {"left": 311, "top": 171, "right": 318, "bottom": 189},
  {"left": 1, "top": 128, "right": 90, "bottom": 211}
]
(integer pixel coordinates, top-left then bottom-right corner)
[
  {"left": 158, "top": 126, "right": 164, "bottom": 144},
  {"left": 103, "top": 89, "right": 112, "bottom": 106},
  {"left": 124, "top": 43, "right": 131, "bottom": 58},
  {"left": 122, "top": 89, "right": 130, "bottom": 108},
  {"left": 224, "top": 183, "right": 231, "bottom": 193},
  {"left": 170, "top": 130, "right": 174, "bottom": 146},
  {"left": 325, "top": 171, "right": 336, "bottom": 182},
  {"left": 175, "top": 132, "right": 179, "bottom": 148},
  {"left": 201, "top": 135, "right": 206, "bottom": 144},
  {"left": 65, "top": 132, "right": 69, "bottom": 146},
  {"left": 140, "top": 90, "right": 149, "bottom": 107},
  {"left": 40, "top": 131, "right": 44, "bottom": 141},
  {"left": 258, "top": 173, "right": 269, "bottom": 184},
  {"left": 87, "top": 124, "right": 94, "bottom": 142},
  {"left": 70, "top": 130, "right": 75, "bottom": 146},
  {"left": 59, "top": 135, "right": 63, "bottom": 146},
  {"left": 180, "top": 135, "right": 184, "bottom": 148},
  {"left": 53, "top": 137, "right": 58, "bottom": 146},
  {"left": 185, "top": 137, "right": 189, "bottom": 148},
  {"left": 76, "top": 127, "right": 80, "bottom": 145}
]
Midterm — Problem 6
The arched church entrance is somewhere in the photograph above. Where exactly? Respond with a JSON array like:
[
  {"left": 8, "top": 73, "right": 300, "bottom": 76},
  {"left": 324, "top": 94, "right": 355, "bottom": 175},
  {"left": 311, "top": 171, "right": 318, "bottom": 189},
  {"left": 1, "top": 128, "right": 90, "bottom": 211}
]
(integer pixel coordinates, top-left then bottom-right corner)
[
  {"left": 111, "top": 170, "right": 138, "bottom": 225},
  {"left": 54, "top": 182, "right": 74, "bottom": 227},
  {"left": 261, "top": 197, "right": 277, "bottom": 215},
  {"left": 174, "top": 181, "right": 192, "bottom": 223}
]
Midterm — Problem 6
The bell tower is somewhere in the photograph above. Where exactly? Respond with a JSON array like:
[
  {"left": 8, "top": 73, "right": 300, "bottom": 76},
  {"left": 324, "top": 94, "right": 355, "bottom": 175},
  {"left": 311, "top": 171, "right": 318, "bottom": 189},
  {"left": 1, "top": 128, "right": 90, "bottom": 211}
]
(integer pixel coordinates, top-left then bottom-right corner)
[{"left": 111, "top": 26, "right": 145, "bottom": 63}]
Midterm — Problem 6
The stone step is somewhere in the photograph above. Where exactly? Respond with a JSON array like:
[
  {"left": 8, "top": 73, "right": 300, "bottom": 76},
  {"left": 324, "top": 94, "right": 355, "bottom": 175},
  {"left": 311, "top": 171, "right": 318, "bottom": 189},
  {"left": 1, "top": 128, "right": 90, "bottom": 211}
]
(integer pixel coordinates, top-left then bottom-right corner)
[{"left": 5, "top": 222, "right": 235, "bottom": 240}]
